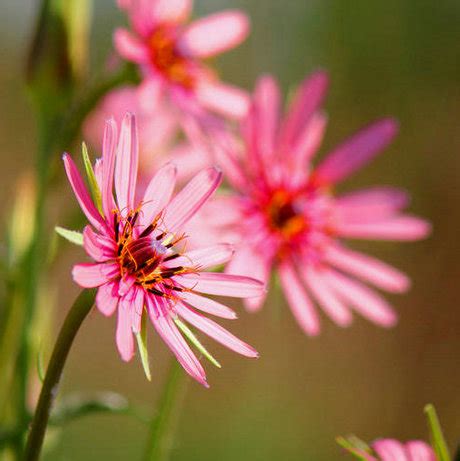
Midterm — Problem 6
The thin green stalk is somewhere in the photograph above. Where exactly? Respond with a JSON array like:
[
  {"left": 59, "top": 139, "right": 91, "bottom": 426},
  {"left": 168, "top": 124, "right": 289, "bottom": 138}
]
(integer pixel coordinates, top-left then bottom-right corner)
[
  {"left": 143, "top": 361, "right": 188, "bottom": 461},
  {"left": 23, "top": 289, "right": 95, "bottom": 461}
]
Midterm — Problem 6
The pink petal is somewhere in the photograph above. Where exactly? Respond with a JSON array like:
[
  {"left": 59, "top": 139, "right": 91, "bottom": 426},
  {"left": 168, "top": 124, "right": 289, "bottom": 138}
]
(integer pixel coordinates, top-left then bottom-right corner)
[
  {"left": 131, "top": 286, "right": 144, "bottom": 334},
  {"left": 195, "top": 81, "right": 250, "bottom": 119},
  {"left": 336, "top": 215, "right": 431, "bottom": 241},
  {"left": 279, "top": 70, "right": 329, "bottom": 149},
  {"left": 336, "top": 187, "right": 410, "bottom": 222},
  {"left": 176, "top": 304, "right": 258, "bottom": 357},
  {"left": 168, "top": 143, "right": 210, "bottom": 181},
  {"left": 63, "top": 154, "right": 105, "bottom": 230},
  {"left": 278, "top": 261, "right": 320, "bottom": 336},
  {"left": 324, "top": 269, "right": 397, "bottom": 327},
  {"left": 325, "top": 244, "right": 410, "bottom": 293},
  {"left": 83, "top": 226, "right": 114, "bottom": 262},
  {"left": 140, "top": 162, "right": 177, "bottom": 228},
  {"left": 180, "top": 10, "right": 249, "bottom": 58},
  {"left": 72, "top": 263, "right": 119, "bottom": 288},
  {"left": 118, "top": 274, "right": 136, "bottom": 296},
  {"left": 146, "top": 296, "right": 208, "bottom": 387},
  {"left": 373, "top": 439, "right": 408, "bottom": 461},
  {"left": 96, "top": 282, "right": 119, "bottom": 317},
  {"left": 114, "top": 28, "right": 149, "bottom": 64},
  {"left": 115, "top": 112, "right": 139, "bottom": 211},
  {"left": 225, "top": 246, "right": 272, "bottom": 313},
  {"left": 151, "top": 0, "right": 191, "bottom": 24},
  {"left": 116, "top": 294, "right": 135, "bottom": 361},
  {"left": 180, "top": 292, "right": 237, "bottom": 319},
  {"left": 162, "top": 167, "right": 222, "bottom": 233},
  {"left": 101, "top": 118, "right": 118, "bottom": 219},
  {"left": 405, "top": 441, "right": 436, "bottom": 461},
  {"left": 314, "top": 118, "right": 398, "bottom": 185},
  {"left": 303, "top": 267, "right": 353, "bottom": 327},
  {"left": 176, "top": 272, "right": 264, "bottom": 298},
  {"left": 169, "top": 244, "right": 234, "bottom": 270}
]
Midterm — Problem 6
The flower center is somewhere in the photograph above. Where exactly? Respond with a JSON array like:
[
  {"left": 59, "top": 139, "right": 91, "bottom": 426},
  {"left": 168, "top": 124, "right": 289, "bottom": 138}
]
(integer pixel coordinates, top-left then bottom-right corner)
[
  {"left": 148, "top": 26, "right": 195, "bottom": 89},
  {"left": 266, "top": 190, "right": 307, "bottom": 238}
]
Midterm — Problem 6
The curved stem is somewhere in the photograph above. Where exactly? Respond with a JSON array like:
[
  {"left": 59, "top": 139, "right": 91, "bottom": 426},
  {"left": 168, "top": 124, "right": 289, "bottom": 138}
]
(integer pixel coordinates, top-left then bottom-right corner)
[
  {"left": 23, "top": 289, "right": 95, "bottom": 461},
  {"left": 143, "top": 361, "right": 188, "bottom": 461}
]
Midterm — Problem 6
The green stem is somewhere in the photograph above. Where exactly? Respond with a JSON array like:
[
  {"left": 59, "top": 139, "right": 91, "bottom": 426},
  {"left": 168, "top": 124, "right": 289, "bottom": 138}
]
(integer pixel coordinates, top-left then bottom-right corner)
[
  {"left": 23, "top": 289, "right": 95, "bottom": 461},
  {"left": 143, "top": 361, "right": 188, "bottom": 461}
]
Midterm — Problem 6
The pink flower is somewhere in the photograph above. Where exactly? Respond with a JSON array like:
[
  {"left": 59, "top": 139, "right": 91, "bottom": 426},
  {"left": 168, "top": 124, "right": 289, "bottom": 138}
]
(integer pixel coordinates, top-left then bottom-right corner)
[
  {"left": 114, "top": 0, "right": 250, "bottom": 119},
  {"left": 357, "top": 439, "right": 436, "bottom": 461},
  {"left": 63, "top": 113, "right": 263, "bottom": 387},
  {"left": 195, "top": 72, "right": 431, "bottom": 334}
]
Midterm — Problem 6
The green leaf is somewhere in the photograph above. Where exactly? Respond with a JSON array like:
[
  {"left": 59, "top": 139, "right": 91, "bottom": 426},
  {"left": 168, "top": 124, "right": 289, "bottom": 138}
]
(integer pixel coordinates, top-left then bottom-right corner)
[
  {"left": 55, "top": 226, "right": 83, "bottom": 245},
  {"left": 174, "top": 318, "right": 221, "bottom": 368},
  {"left": 336, "top": 436, "right": 373, "bottom": 460},
  {"left": 81, "top": 142, "right": 103, "bottom": 215},
  {"left": 425, "top": 404, "right": 451, "bottom": 461},
  {"left": 135, "top": 314, "right": 151, "bottom": 381},
  {"left": 36, "top": 348, "right": 45, "bottom": 383}
]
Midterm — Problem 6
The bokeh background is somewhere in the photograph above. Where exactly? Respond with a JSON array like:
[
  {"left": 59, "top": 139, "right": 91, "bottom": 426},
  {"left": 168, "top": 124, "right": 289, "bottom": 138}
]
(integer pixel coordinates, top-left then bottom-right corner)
[{"left": 2, "top": 0, "right": 460, "bottom": 460}]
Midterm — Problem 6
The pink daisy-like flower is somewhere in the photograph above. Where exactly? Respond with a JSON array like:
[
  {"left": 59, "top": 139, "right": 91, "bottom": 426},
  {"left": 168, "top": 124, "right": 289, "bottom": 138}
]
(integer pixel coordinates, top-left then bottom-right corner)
[
  {"left": 348, "top": 439, "right": 436, "bottom": 461},
  {"left": 194, "top": 72, "right": 431, "bottom": 334},
  {"left": 114, "top": 0, "right": 250, "bottom": 119},
  {"left": 63, "top": 113, "right": 263, "bottom": 386}
]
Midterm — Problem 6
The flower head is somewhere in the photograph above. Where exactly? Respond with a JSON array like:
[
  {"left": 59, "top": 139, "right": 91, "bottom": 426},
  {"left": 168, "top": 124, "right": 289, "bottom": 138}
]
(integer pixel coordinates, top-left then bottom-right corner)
[
  {"left": 63, "top": 113, "right": 263, "bottom": 386},
  {"left": 115, "top": 0, "right": 250, "bottom": 119},
  {"left": 194, "top": 72, "right": 431, "bottom": 334}
]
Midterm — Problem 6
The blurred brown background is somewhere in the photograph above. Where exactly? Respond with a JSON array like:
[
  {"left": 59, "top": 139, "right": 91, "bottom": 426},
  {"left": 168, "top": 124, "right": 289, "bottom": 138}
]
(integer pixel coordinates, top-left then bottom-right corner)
[{"left": 1, "top": 0, "right": 460, "bottom": 460}]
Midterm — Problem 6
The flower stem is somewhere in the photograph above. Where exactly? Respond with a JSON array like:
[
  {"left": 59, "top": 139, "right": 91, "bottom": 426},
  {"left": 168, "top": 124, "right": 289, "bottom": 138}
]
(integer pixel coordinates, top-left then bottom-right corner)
[
  {"left": 143, "top": 361, "right": 188, "bottom": 461},
  {"left": 23, "top": 289, "right": 95, "bottom": 461}
]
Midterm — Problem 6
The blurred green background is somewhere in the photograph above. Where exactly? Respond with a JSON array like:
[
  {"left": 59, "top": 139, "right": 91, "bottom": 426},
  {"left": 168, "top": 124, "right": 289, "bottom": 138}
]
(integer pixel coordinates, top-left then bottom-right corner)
[{"left": 2, "top": 0, "right": 460, "bottom": 460}]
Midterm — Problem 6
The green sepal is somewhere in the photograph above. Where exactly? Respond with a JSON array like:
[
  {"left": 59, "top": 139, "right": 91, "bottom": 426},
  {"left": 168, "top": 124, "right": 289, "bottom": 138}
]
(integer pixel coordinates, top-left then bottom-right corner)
[
  {"left": 174, "top": 318, "right": 221, "bottom": 368},
  {"left": 336, "top": 436, "right": 372, "bottom": 460},
  {"left": 425, "top": 404, "right": 451, "bottom": 461},
  {"left": 135, "top": 313, "right": 151, "bottom": 381},
  {"left": 81, "top": 142, "right": 103, "bottom": 215},
  {"left": 55, "top": 226, "right": 83, "bottom": 245},
  {"left": 36, "top": 348, "right": 45, "bottom": 383}
]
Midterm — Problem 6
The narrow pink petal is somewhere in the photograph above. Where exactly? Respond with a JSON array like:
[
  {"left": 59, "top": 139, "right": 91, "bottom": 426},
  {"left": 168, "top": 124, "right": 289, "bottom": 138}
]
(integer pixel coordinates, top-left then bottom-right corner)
[
  {"left": 168, "top": 244, "right": 234, "bottom": 270},
  {"left": 114, "top": 28, "right": 149, "bottom": 64},
  {"left": 162, "top": 167, "right": 222, "bottom": 233},
  {"left": 279, "top": 70, "right": 329, "bottom": 149},
  {"left": 72, "top": 263, "right": 119, "bottom": 288},
  {"left": 96, "top": 282, "right": 119, "bottom": 317},
  {"left": 83, "top": 226, "right": 114, "bottom": 262},
  {"left": 146, "top": 296, "right": 208, "bottom": 387},
  {"left": 325, "top": 244, "right": 410, "bottom": 293},
  {"left": 180, "top": 11, "right": 249, "bottom": 58},
  {"left": 336, "top": 215, "right": 431, "bottom": 241},
  {"left": 131, "top": 286, "right": 144, "bottom": 334},
  {"left": 225, "top": 246, "right": 272, "bottom": 313},
  {"left": 373, "top": 439, "right": 408, "bottom": 461},
  {"left": 278, "top": 261, "right": 320, "bottom": 336},
  {"left": 324, "top": 269, "right": 397, "bottom": 327},
  {"left": 118, "top": 274, "right": 136, "bottom": 296},
  {"left": 176, "top": 304, "right": 258, "bottom": 357},
  {"left": 140, "top": 163, "right": 177, "bottom": 228},
  {"left": 289, "top": 113, "right": 327, "bottom": 182},
  {"left": 303, "top": 267, "right": 353, "bottom": 327},
  {"left": 101, "top": 118, "right": 118, "bottom": 219},
  {"left": 180, "top": 292, "right": 237, "bottom": 319},
  {"left": 151, "top": 0, "right": 191, "bottom": 24},
  {"left": 115, "top": 112, "right": 139, "bottom": 211},
  {"left": 336, "top": 187, "right": 410, "bottom": 222},
  {"left": 116, "top": 294, "right": 135, "bottom": 362},
  {"left": 195, "top": 81, "right": 250, "bottom": 119},
  {"left": 314, "top": 118, "right": 398, "bottom": 185},
  {"left": 63, "top": 154, "right": 105, "bottom": 230},
  {"left": 405, "top": 441, "right": 436, "bottom": 461},
  {"left": 167, "top": 143, "right": 210, "bottom": 182},
  {"left": 176, "top": 272, "right": 264, "bottom": 298}
]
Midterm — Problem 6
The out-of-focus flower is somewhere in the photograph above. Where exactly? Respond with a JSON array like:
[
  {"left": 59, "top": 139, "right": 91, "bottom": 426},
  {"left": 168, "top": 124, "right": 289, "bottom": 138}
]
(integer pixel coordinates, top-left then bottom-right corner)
[
  {"left": 114, "top": 0, "right": 250, "bottom": 120},
  {"left": 191, "top": 72, "right": 431, "bottom": 334},
  {"left": 63, "top": 113, "right": 262, "bottom": 386}
]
